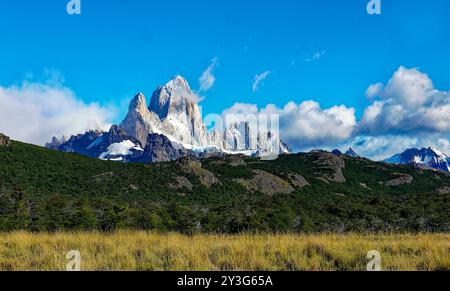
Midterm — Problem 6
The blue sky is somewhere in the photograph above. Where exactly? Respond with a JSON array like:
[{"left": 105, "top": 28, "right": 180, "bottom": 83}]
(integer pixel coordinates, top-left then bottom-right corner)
[{"left": 0, "top": 0, "right": 449, "bottom": 158}]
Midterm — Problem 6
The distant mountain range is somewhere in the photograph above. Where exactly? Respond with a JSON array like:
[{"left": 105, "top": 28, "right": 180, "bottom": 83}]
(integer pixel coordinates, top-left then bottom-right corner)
[
  {"left": 384, "top": 147, "right": 450, "bottom": 173},
  {"left": 329, "top": 146, "right": 450, "bottom": 173},
  {"left": 332, "top": 148, "right": 360, "bottom": 158},
  {"left": 44, "top": 76, "right": 450, "bottom": 174},
  {"left": 46, "top": 76, "right": 290, "bottom": 163}
]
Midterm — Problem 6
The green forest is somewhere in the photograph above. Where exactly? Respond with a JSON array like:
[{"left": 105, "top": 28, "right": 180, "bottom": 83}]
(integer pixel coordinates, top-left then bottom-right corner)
[{"left": 0, "top": 141, "right": 449, "bottom": 233}]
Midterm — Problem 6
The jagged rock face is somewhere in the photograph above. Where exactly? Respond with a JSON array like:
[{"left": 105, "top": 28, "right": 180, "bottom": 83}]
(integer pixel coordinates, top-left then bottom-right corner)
[
  {"left": 45, "top": 136, "right": 69, "bottom": 150},
  {"left": 0, "top": 133, "right": 11, "bottom": 147},
  {"left": 208, "top": 128, "right": 225, "bottom": 149},
  {"left": 57, "top": 130, "right": 104, "bottom": 158},
  {"left": 102, "top": 125, "right": 135, "bottom": 145},
  {"left": 51, "top": 126, "right": 144, "bottom": 162},
  {"left": 149, "top": 76, "right": 208, "bottom": 147},
  {"left": 222, "top": 121, "right": 289, "bottom": 157},
  {"left": 92, "top": 126, "right": 144, "bottom": 162},
  {"left": 149, "top": 76, "right": 192, "bottom": 119},
  {"left": 223, "top": 121, "right": 260, "bottom": 152},
  {"left": 120, "top": 93, "right": 163, "bottom": 147},
  {"left": 138, "top": 134, "right": 192, "bottom": 163},
  {"left": 130, "top": 75, "right": 289, "bottom": 156},
  {"left": 48, "top": 75, "right": 292, "bottom": 163}
]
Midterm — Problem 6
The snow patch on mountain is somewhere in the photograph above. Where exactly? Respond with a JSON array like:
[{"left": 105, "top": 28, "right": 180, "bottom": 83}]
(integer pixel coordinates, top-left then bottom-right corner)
[
  {"left": 99, "top": 140, "right": 143, "bottom": 161},
  {"left": 384, "top": 147, "right": 450, "bottom": 173}
]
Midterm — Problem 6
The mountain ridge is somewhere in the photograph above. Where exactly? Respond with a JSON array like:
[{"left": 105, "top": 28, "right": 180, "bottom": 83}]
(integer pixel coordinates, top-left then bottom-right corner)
[
  {"left": 49, "top": 76, "right": 289, "bottom": 163},
  {"left": 384, "top": 147, "right": 450, "bottom": 173}
]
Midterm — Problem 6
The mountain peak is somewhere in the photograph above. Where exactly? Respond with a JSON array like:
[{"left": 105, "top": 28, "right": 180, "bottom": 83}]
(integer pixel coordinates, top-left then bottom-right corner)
[
  {"left": 121, "top": 92, "right": 163, "bottom": 147},
  {"left": 166, "top": 75, "right": 191, "bottom": 91},
  {"left": 345, "top": 148, "right": 360, "bottom": 157},
  {"left": 384, "top": 147, "right": 450, "bottom": 173},
  {"left": 332, "top": 149, "right": 343, "bottom": 156},
  {"left": 129, "top": 93, "right": 147, "bottom": 111},
  {"left": 429, "top": 147, "right": 448, "bottom": 159},
  {"left": 149, "top": 75, "right": 197, "bottom": 119}
]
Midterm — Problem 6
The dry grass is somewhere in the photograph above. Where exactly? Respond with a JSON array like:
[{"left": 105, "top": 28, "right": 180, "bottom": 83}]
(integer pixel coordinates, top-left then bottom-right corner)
[{"left": 0, "top": 232, "right": 448, "bottom": 271}]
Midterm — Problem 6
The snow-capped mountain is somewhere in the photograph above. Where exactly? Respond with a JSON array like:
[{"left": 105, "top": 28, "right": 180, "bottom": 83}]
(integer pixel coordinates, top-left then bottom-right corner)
[
  {"left": 148, "top": 75, "right": 209, "bottom": 147},
  {"left": 384, "top": 147, "right": 450, "bottom": 173},
  {"left": 48, "top": 75, "right": 290, "bottom": 163},
  {"left": 120, "top": 75, "right": 290, "bottom": 159}
]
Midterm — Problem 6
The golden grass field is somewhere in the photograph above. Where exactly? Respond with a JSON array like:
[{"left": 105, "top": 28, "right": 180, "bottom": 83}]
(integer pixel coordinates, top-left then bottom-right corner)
[{"left": 0, "top": 232, "right": 448, "bottom": 271}]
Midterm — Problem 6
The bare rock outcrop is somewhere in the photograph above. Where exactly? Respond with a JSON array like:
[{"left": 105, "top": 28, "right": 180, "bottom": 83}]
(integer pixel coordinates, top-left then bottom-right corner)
[
  {"left": 227, "top": 155, "right": 247, "bottom": 167},
  {"left": 312, "top": 151, "right": 346, "bottom": 183},
  {"left": 235, "top": 170, "right": 294, "bottom": 195},
  {"left": 177, "top": 157, "right": 220, "bottom": 188},
  {"left": 210, "top": 155, "right": 247, "bottom": 167},
  {"left": 0, "top": 133, "right": 11, "bottom": 147},
  {"left": 385, "top": 174, "right": 413, "bottom": 186},
  {"left": 288, "top": 173, "right": 310, "bottom": 188},
  {"left": 435, "top": 186, "right": 450, "bottom": 195}
]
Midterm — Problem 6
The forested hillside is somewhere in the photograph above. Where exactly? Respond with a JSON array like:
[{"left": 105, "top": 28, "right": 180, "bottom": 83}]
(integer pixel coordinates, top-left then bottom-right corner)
[{"left": 0, "top": 141, "right": 449, "bottom": 233}]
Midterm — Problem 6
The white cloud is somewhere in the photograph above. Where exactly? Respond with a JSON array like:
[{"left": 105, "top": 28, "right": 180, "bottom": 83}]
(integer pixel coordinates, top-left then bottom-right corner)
[
  {"left": 360, "top": 66, "right": 450, "bottom": 135},
  {"left": 277, "top": 101, "right": 356, "bottom": 149},
  {"left": 365, "top": 83, "right": 384, "bottom": 99},
  {"left": 384, "top": 66, "right": 435, "bottom": 108},
  {"left": 0, "top": 81, "right": 115, "bottom": 146},
  {"left": 305, "top": 50, "right": 326, "bottom": 63},
  {"left": 252, "top": 71, "right": 271, "bottom": 92},
  {"left": 222, "top": 103, "right": 259, "bottom": 118},
  {"left": 222, "top": 101, "right": 356, "bottom": 150},
  {"left": 199, "top": 57, "right": 218, "bottom": 92}
]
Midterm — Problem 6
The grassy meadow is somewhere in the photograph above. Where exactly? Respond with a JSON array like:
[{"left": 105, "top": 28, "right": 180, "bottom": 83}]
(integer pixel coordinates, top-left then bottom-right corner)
[{"left": 0, "top": 232, "right": 448, "bottom": 271}]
